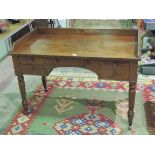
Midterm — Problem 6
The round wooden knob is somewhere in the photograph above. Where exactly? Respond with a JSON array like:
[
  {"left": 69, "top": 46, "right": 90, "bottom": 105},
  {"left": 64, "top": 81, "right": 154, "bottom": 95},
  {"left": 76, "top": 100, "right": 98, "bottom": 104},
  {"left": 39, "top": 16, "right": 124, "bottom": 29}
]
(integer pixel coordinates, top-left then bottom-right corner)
[{"left": 112, "top": 61, "right": 118, "bottom": 67}]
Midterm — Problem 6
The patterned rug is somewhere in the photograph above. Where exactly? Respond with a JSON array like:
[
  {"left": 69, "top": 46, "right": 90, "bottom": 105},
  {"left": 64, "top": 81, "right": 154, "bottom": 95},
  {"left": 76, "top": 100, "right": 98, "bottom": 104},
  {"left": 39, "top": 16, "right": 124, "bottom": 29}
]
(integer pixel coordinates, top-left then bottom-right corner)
[
  {"left": 3, "top": 76, "right": 155, "bottom": 135},
  {"left": 143, "top": 81, "right": 155, "bottom": 134}
]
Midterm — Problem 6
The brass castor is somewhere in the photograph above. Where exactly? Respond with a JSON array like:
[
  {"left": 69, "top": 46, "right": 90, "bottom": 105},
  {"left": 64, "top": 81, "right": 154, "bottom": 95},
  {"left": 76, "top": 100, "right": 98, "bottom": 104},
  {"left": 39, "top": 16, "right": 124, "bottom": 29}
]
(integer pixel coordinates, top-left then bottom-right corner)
[{"left": 128, "top": 126, "right": 132, "bottom": 130}]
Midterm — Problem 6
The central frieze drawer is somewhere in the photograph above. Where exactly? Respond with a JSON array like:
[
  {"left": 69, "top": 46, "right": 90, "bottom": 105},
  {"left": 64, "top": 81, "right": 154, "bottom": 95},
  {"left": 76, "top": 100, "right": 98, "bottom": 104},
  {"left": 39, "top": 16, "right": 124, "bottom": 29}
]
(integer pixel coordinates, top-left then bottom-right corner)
[
  {"left": 44, "top": 58, "right": 85, "bottom": 67},
  {"left": 44, "top": 58, "right": 129, "bottom": 69},
  {"left": 19, "top": 56, "right": 44, "bottom": 65},
  {"left": 20, "top": 65, "right": 44, "bottom": 75}
]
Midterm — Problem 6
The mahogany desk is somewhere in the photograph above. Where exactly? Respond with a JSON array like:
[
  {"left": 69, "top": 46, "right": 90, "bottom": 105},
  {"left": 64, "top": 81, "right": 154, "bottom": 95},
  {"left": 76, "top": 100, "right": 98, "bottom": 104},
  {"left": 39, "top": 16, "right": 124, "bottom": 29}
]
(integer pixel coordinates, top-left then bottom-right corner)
[{"left": 12, "top": 28, "right": 139, "bottom": 129}]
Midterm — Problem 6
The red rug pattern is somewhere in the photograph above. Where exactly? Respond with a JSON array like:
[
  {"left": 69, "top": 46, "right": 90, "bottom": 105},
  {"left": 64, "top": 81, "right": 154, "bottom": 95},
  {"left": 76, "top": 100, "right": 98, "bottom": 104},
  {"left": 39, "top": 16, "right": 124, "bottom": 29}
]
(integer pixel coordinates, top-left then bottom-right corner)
[{"left": 4, "top": 79, "right": 155, "bottom": 135}]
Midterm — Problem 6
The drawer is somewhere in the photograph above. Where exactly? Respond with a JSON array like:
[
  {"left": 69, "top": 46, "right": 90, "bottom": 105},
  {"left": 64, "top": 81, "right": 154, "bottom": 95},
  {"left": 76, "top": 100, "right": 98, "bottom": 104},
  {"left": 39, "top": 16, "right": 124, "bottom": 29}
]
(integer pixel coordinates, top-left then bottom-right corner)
[
  {"left": 101, "top": 68, "right": 129, "bottom": 80},
  {"left": 44, "top": 57, "right": 85, "bottom": 67},
  {"left": 89, "top": 60, "right": 129, "bottom": 69},
  {"left": 59, "top": 58, "right": 85, "bottom": 67},
  {"left": 87, "top": 66, "right": 129, "bottom": 81},
  {"left": 20, "top": 65, "right": 45, "bottom": 75},
  {"left": 44, "top": 58, "right": 57, "bottom": 66},
  {"left": 110, "top": 69, "right": 129, "bottom": 80},
  {"left": 19, "top": 56, "right": 43, "bottom": 65}
]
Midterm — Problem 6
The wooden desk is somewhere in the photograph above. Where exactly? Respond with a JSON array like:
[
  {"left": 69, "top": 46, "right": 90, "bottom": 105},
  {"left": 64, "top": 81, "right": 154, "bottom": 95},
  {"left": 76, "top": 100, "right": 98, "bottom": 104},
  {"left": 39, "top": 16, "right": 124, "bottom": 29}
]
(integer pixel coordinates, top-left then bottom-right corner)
[{"left": 12, "top": 28, "right": 139, "bottom": 129}]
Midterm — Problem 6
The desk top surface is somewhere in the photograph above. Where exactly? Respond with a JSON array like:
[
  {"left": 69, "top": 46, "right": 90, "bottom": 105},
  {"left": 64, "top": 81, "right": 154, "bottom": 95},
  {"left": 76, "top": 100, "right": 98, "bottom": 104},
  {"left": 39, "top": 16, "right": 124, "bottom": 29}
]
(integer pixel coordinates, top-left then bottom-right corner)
[{"left": 12, "top": 28, "right": 138, "bottom": 60}]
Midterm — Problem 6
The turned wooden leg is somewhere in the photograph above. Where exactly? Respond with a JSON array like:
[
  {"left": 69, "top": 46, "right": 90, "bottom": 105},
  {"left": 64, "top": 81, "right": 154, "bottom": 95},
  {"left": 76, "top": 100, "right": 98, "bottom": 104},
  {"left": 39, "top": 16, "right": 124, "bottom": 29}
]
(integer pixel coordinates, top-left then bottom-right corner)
[
  {"left": 18, "top": 75, "right": 28, "bottom": 114},
  {"left": 128, "top": 81, "right": 136, "bottom": 130},
  {"left": 42, "top": 76, "right": 47, "bottom": 92}
]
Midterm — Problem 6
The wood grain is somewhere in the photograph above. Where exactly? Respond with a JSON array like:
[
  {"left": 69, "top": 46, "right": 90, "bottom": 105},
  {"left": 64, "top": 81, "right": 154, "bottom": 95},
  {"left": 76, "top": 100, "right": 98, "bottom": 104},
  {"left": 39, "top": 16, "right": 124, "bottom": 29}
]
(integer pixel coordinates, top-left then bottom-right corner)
[{"left": 12, "top": 28, "right": 138, "bottom": 60}]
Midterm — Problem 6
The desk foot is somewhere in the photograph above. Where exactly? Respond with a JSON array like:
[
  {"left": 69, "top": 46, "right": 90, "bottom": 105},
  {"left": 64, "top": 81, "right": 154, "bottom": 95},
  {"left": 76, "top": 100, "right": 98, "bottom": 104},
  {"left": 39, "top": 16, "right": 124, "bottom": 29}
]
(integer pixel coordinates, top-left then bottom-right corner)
[
  {"left": 42, "top": 76, "right": 48, "bottom": 92},
  {"left": 22, "top": 100, "right": 28, "bottom": 115},
  {"left": 128, "top": 81, "right": 136, "bottom": 129},
  {"left": 128, "top": 111, "right": 133, "bottom": 130},
  {"left": 128, "top": 110, "right": 134, "bottom": 128},
  {"left": 128, "top": 126, "right": 132, "bottom": 130}
]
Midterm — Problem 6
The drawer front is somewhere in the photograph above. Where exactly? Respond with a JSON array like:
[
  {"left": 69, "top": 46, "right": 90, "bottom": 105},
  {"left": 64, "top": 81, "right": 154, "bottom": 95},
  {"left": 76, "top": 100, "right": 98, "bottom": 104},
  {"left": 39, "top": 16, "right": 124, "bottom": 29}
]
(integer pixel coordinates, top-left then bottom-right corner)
[
  {"left": 44, "top": 58, "right": 58, "bottom": 66},
  {"left": 19, "top": 56, "right": 43, "bottom": 65},
  {"left": 110, "top": 69, "right": 129, "bottom": 80},
  {"left": 89, "top": 60, "right": 129, "bottom": 69},
  {"left": 20, "top": 65, "right": 45, "bottom": 75},
  {"left": 44, "top": 57, "right": 85, "bottom": 67},
  {"left": 87, "top": 66, "right": 129, "bottom": 81},
  {"left": 102, "top": 69, "right": 129, "bottom": 80}
]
